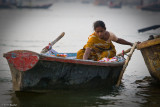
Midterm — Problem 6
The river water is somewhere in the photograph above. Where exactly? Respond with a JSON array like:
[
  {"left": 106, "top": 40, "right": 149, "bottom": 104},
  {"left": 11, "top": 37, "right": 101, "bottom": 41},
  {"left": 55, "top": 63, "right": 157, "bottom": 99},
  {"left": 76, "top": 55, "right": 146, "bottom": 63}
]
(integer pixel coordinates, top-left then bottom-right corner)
[{"left": 0, "top": 1, "right": 160, "bottom": 107}]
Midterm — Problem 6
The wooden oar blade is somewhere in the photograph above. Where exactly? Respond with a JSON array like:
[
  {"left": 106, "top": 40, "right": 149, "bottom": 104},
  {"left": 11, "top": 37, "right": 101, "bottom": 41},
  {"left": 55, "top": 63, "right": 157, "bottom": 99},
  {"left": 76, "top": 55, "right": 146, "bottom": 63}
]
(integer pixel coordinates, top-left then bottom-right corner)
[{"left": 41, "top": 32, "right": 65, "bottom": 54}]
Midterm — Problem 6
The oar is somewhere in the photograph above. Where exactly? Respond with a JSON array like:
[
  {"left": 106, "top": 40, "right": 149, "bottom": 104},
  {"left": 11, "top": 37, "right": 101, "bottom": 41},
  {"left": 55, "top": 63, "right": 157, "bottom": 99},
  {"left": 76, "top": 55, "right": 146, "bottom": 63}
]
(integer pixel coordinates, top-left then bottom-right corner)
[
  {"left": 41, "top": 32, "right": 65, "bottom": 54},
  {"left": 117, "top": 48, "right": 131, "bottom": 56},
  {"left": 138, "top": 25, "right": 160, "bottom": 33},
  {"left": 116, "top": 42, "right": 137, "bottom": 87}
]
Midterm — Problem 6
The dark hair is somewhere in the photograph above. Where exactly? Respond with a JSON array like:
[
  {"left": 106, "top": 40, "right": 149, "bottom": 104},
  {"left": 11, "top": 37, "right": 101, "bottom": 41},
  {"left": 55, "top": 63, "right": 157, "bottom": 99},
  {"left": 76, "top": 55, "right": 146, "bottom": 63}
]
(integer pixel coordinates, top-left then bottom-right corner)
[{"left": 93, "top": 20, "right": 106, "bottom": 30}]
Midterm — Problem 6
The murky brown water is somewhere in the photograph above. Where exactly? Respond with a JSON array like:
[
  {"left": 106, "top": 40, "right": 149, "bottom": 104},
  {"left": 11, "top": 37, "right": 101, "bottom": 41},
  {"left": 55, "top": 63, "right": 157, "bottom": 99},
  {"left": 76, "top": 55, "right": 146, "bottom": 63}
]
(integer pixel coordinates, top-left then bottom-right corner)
[{"left": 0, "top": 1, "right": 160, "bottom": 107}]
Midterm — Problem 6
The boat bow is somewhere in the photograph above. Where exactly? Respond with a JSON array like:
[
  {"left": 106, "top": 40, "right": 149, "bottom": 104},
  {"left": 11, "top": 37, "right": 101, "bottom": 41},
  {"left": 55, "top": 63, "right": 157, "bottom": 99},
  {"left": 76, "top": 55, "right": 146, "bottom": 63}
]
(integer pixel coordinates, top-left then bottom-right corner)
[{"left": 3, "top": 50, "right": 39, "bottom": 71}]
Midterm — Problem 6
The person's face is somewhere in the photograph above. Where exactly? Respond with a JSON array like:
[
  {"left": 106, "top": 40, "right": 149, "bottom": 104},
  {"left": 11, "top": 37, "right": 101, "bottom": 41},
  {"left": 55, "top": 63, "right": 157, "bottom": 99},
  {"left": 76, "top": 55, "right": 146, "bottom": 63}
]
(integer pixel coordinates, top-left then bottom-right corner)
[{"left": 95, "top": 26, "right": 106, "bottom": 39}]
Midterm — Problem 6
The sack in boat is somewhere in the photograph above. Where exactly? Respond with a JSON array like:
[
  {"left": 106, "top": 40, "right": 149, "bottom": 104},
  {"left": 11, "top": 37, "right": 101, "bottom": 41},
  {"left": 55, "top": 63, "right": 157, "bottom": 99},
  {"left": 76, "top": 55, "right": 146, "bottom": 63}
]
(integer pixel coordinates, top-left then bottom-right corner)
[
  {"left": 99, "top": 56, "right": 125, "bottom": 62},
  {"left": 44, "top": 51, "right": 67, "bottom": 58},
  {"left": 56, "top": 54, "right": 67, "bottom": 57}
]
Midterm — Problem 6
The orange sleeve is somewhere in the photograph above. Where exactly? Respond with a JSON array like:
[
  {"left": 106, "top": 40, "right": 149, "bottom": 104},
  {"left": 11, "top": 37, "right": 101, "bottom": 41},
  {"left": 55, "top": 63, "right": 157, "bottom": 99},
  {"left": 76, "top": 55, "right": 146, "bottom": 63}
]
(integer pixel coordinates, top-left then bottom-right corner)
[{"left": 85, "top": 35, "right": 97, "bottom": 48}]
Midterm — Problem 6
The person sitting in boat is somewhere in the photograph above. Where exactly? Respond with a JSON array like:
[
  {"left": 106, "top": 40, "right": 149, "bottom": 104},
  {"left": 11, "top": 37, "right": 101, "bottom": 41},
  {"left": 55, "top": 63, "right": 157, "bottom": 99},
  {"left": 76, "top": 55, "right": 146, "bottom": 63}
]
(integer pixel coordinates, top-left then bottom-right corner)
[{"left": 76, "top": 20, "right": 133, "bottom": 61}]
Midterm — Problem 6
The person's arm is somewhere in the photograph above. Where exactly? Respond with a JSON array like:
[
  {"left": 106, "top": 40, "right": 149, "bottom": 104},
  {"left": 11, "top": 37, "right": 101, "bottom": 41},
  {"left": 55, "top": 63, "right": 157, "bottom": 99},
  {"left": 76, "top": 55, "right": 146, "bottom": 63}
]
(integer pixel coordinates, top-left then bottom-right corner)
[
  {"left": 116, "top": 38, "right": 133, "bottom": 46},
  {"left": 83, "top": 47, "right": 91, "bottom": 60},
  {"left": 109, "top": 32, "right": 133, "bottom": 46}
]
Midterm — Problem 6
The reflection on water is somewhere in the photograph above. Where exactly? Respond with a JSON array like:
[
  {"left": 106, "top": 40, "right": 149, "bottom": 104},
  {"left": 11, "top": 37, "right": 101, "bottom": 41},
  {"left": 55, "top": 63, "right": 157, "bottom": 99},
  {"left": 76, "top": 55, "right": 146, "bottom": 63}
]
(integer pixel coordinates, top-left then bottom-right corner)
[
  {"left": 11, "top": 88, "right": 122, "bottom": 107},
  {"left": 9, "top": 78, "right": 160, "bottom": 107},
  {"left": 0, "top": 1, "right": 160, "bottom": 107},
  {"left": 135, "top": 77, "right": 160, "bottom": 107}
]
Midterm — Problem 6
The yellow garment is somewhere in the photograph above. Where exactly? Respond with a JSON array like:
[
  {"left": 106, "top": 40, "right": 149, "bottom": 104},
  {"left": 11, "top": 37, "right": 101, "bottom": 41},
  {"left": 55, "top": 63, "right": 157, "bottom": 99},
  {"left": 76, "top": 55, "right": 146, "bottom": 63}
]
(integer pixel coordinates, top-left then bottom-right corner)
[{"left": 77, "top": 32, "right": 116, "bottom": 61}]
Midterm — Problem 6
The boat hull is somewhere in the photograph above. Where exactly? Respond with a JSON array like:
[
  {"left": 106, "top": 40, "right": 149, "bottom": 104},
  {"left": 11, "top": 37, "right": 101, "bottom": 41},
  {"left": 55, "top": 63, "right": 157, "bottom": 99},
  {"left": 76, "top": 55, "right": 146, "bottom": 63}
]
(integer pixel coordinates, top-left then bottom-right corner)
[
  {"left": 4, "top": 50, "right": 124, "bottom": 91},
  {"left": 137, "top": 38, "right": 160, "bottom": 81},
  {"left": 16, "top": 4, "right": 52, "bottom": 9}
]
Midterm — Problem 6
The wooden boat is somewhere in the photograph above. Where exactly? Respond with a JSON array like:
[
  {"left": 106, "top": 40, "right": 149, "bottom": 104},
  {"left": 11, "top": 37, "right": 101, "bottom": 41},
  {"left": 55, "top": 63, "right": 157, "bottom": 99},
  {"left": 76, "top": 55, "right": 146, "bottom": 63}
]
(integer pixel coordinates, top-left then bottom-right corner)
[
  {"left": 16, "top": 3, "right": 52, "bottom": 9},
  {"left": 81, "top": 0, "right": 90, "bottom": 4},
  {"left": 141, "top": 3, "right": 160, "bottom": 12},
  {"left": 138, "top": 25, "right": 160, "bottom": 33},
  {"left": 137, "top": 37, "right": 160, "bottom": 81},
  {"left": 94, "top": 0, "right": 108, "bottom": 6},
  {"left": 0, "top": 4, "right": 15, "bottom": 9},
  {"left": 108, "top": 1, "right": 122, "bottom": 8},
  {"left": 3, "top": 50, "right": 125, "bottom": 91}
]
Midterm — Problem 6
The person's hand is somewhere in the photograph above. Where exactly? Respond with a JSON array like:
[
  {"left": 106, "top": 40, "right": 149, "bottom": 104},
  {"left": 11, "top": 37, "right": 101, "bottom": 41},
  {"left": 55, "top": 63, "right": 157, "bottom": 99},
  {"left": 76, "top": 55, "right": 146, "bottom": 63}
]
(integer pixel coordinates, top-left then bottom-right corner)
[
  {"left": 137, "top": 41, "right": 141, "bottom": 44},
  {"left": 130, "top": 42, "right": 141, "bottom": 47},
  {"left": 130, "top": 43, "right": 134, "bottom": 47}
]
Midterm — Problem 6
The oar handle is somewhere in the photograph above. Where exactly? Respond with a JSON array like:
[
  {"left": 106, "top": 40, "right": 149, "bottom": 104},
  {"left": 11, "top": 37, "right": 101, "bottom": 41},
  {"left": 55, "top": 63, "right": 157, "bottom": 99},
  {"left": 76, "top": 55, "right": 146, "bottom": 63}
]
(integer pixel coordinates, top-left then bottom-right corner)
[
  {"left": 41, "top": 32, "right": 65, "bottom": 54},
  {"left": 50, "top": 32, "right": 65, "bottom": 46},
  {"left": 116, "top": 42, "right": 138, "bottom": 87}
]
